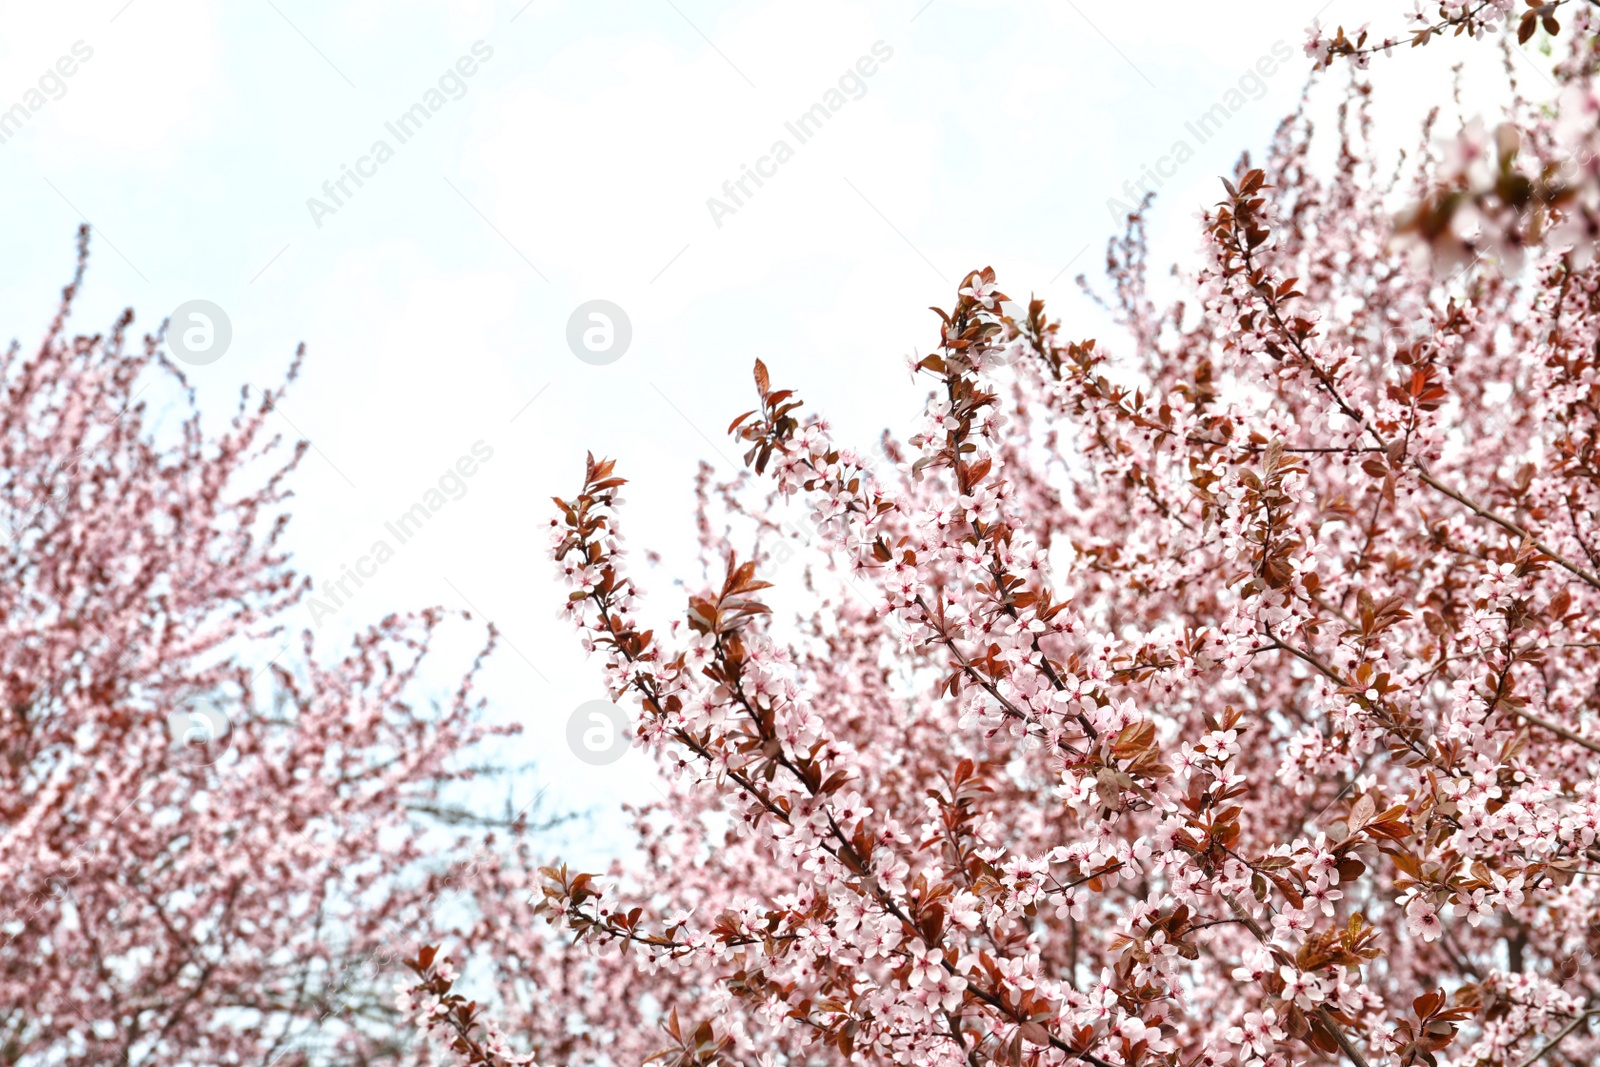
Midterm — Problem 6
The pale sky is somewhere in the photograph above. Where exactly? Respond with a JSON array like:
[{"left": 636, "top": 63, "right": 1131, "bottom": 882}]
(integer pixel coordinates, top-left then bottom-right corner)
[{"left": 0, "top": 0, "right": 1522, "bottom": 861}]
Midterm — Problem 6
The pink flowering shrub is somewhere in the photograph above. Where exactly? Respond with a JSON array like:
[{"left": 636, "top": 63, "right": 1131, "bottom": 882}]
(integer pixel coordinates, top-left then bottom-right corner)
[
  {"left": 410, "top": 50, "right": 1600, "bottom": 1067},
  {"left": 0, "top": 229, "right": 537, "bottom": 1064}
]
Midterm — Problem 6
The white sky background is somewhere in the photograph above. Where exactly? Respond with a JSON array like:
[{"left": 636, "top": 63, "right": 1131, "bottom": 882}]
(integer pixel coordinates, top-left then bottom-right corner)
[{"left": 0, "top": 0, "right": 1540, "bottom": 864}]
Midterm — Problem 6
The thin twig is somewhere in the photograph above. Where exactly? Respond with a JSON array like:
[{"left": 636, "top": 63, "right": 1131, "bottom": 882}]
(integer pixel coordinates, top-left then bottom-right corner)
[{"left": 1516, "top": 1008, "right": 1599, "bottom": 1067}]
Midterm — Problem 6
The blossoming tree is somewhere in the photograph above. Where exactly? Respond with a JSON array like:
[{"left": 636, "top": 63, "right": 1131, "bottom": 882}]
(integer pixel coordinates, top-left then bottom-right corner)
[
  {"left": 0, "top": 228, "right": 539, "bottom": 1065},
  {"left": 408, "top": 25, "right": 1600, "bottom": 1067}
]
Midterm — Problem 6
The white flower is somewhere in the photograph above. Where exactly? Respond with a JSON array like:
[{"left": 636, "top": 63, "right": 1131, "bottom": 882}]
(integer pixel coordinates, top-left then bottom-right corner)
[
  {"left": 1405, "top": 897, "right": 1442, "bottom": 941},
  {"left": 905, "top": 940, "right": 945, "bottom": 988},
  {"left": 1225, "top": 1008, "right": 1285, "bottom": 1059},
  {"left": 1279, "top": 965, "right": 1325, "bottom": 1009},
  {"left": 960, "top": 275, "right": 999, "bottom": 309},
  {"left": 1449, "top": 888, "right": 1490, "bottom": 926}
]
